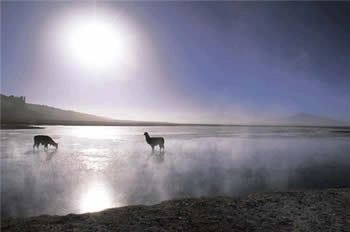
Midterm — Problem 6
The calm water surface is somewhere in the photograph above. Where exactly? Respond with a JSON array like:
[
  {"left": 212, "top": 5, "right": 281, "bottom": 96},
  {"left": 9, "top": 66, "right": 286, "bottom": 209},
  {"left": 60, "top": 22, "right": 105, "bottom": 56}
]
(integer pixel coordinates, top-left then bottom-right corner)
[{"left": 1, "top": 126, "right": 350, "bottom": 217}]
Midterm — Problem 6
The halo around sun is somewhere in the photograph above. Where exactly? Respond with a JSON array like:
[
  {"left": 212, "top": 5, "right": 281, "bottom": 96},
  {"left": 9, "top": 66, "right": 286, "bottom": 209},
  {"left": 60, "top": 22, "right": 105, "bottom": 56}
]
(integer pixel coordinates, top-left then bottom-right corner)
[{"left": 59, "top": 12, "right": 136, "bottom": 77}]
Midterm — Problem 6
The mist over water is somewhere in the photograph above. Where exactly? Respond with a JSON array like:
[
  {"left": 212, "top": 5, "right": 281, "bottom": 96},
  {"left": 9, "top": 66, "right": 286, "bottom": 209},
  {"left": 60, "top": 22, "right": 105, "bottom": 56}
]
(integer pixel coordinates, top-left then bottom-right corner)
[{"left": 1, "top": 126, "right": 350, "bottom": 218}]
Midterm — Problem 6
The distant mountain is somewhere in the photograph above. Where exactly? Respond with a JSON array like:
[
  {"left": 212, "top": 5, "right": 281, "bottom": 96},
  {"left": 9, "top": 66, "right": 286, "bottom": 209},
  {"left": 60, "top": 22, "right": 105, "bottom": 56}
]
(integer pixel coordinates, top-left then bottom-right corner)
[
  {"left": 1, "top": 94, "right": 347, "bottom": 127},
  {"left": 0, "top": 94, "right": 173, "bottom": 126},
  {"left": 272, "top": 113, "right": 346, "bottom": 127}
]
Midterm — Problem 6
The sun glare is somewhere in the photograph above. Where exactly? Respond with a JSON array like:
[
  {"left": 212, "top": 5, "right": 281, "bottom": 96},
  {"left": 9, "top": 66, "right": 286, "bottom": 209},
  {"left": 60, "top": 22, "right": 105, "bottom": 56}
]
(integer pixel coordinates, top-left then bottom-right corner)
[
  {"left": 61, "top": 13, "right": 135, "bottom": 75},
  {"left": 72, "top": 126, "right": 123, "bottom": 140},
  {"left": 80, "top": 183, "right": 113, "bottom": 213}
]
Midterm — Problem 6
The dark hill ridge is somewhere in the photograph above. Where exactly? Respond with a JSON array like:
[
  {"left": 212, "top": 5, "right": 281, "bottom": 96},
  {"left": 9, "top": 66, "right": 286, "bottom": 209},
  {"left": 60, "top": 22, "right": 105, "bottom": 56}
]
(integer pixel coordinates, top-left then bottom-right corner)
[
  {"left": 256, "top": 113, "right": 347, "bottom": 127},
  {"left": 1, "top": 94, "right": 348, "bottom": 127},
  {"left": 0, "top": 94, "right": 173, "bottom": 126},
  {"left": 284, "top": 113, "right": 345, "bottom": 126}
]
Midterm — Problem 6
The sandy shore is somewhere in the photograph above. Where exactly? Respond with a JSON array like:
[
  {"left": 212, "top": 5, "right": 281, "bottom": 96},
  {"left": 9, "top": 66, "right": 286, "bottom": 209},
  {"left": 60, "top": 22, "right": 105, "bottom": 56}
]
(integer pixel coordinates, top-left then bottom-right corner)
[{"left": 2, "top": 188, "right": 350, "bottom": 232}]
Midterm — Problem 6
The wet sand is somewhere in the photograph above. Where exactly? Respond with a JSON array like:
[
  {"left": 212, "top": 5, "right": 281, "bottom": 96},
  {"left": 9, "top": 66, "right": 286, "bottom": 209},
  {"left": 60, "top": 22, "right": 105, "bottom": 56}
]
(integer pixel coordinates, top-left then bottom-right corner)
[{"left": 2, "top": 188, "right": 350, "bottom": 232}]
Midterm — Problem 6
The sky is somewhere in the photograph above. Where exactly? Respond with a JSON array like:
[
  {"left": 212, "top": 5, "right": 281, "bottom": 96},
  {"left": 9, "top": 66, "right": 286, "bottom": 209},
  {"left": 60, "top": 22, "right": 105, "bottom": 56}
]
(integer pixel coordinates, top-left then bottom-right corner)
[{"left": 1, "top": 1, "right": 349, "bottom": 123}]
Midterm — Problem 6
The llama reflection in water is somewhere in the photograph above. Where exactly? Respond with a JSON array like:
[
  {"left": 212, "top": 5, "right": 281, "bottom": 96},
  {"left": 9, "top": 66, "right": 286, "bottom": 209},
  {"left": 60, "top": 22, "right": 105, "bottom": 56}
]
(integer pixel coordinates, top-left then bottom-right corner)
[
  {"left": 146, "top": 150, "right": 165, "bottom": 164},
  {"left": 45, "top": 150, "right": 57, "bottom": 161}
]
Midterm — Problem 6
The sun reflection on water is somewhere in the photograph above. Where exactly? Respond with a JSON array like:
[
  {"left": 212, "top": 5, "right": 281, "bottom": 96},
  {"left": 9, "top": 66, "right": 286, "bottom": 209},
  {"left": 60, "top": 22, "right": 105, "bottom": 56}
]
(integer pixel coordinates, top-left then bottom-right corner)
[
  {"left": 72, "top": 126, "right": 123, "bottom": 140},
  {"left": 79, "top": 148, "right": 111, "bottom": 171},
  {"left": 79, "top": 183, "right": 113, "bottom": 213}
]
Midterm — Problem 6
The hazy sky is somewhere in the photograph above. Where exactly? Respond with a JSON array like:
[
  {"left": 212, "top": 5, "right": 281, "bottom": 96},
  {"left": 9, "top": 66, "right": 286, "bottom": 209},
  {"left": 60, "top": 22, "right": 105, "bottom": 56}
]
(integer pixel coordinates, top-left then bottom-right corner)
[{"left": 1, "top": 2, "right": 349, "bottom": 123}]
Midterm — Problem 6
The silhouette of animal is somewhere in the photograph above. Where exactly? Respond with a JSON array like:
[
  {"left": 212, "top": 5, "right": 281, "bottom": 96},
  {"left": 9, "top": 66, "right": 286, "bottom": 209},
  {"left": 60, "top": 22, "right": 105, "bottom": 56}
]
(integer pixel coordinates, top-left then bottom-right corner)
[
  {"left": 33, "top": 135, "right": 58, "bottom": 150},
  {"left": 144, "top": 132, "right": 165, "bottom": 151}
]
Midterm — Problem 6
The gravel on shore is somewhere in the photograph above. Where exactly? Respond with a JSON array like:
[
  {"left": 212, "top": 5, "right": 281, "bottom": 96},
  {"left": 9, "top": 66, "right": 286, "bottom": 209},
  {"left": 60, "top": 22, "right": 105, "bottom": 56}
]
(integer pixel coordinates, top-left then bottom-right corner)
[{"left": 2, "top": 188, "right": 350, "bottom": 232}]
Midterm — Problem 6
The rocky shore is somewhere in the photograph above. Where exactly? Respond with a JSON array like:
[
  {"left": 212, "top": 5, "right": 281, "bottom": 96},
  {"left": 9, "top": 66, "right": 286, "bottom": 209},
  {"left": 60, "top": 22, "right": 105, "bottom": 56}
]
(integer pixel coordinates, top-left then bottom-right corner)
[{"left": 2, "top": 188, "right": 350, "bottom": 232}]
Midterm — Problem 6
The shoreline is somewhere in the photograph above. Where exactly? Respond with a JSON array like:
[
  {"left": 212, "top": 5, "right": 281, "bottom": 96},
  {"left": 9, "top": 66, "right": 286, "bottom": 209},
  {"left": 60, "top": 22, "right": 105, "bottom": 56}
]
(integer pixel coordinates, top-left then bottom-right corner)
[
  {"left": 1, "top": 123, "right": 350, "bottom": 130},
  {"left": 0, "top": 124, "right": 45, "bottom": 130},
  {"left": 2, "top": 188, "right": 350, "bottom": 231}
]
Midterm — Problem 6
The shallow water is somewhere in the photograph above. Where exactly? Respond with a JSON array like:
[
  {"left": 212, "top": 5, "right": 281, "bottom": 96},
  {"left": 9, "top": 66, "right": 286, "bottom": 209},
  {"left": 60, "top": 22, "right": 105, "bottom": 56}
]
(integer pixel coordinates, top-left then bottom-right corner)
[{"left": 1, "top": 126, "right": 350, "bottom": 217}]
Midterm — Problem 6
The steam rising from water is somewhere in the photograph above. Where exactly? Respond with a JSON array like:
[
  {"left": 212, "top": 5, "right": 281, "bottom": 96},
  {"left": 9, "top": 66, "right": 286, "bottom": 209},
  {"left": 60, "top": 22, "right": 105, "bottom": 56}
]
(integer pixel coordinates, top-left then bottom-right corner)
[{"left": 1, "top": 126, "right": 350, "bottom": 217}]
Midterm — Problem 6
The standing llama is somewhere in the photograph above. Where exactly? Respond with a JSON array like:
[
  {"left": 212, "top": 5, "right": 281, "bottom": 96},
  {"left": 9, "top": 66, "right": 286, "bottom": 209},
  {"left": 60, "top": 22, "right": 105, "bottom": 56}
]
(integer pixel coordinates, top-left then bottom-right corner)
[{"left": 144, "top": 132, "right": 165, "bottom": 151}]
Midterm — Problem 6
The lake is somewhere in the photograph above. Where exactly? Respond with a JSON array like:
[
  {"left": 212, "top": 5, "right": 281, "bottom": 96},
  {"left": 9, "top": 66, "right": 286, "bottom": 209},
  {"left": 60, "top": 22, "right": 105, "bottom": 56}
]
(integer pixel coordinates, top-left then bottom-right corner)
[{"left": 1, "top": 126, "right": 350, "bottom": 218}]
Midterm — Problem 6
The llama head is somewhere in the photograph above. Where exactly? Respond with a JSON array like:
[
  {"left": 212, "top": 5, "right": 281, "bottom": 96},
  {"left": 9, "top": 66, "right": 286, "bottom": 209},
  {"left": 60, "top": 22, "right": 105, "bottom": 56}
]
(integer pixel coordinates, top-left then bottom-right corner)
[{"left": 144, "top": 132, "right": 149, "bottom": 136}]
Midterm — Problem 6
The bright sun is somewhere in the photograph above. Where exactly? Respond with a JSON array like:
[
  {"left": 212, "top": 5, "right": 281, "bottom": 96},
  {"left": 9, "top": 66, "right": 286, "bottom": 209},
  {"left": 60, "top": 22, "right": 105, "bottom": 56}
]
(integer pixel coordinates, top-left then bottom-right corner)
[{"left": 63, "top": 14, "right": 133, "bottom": 73}]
